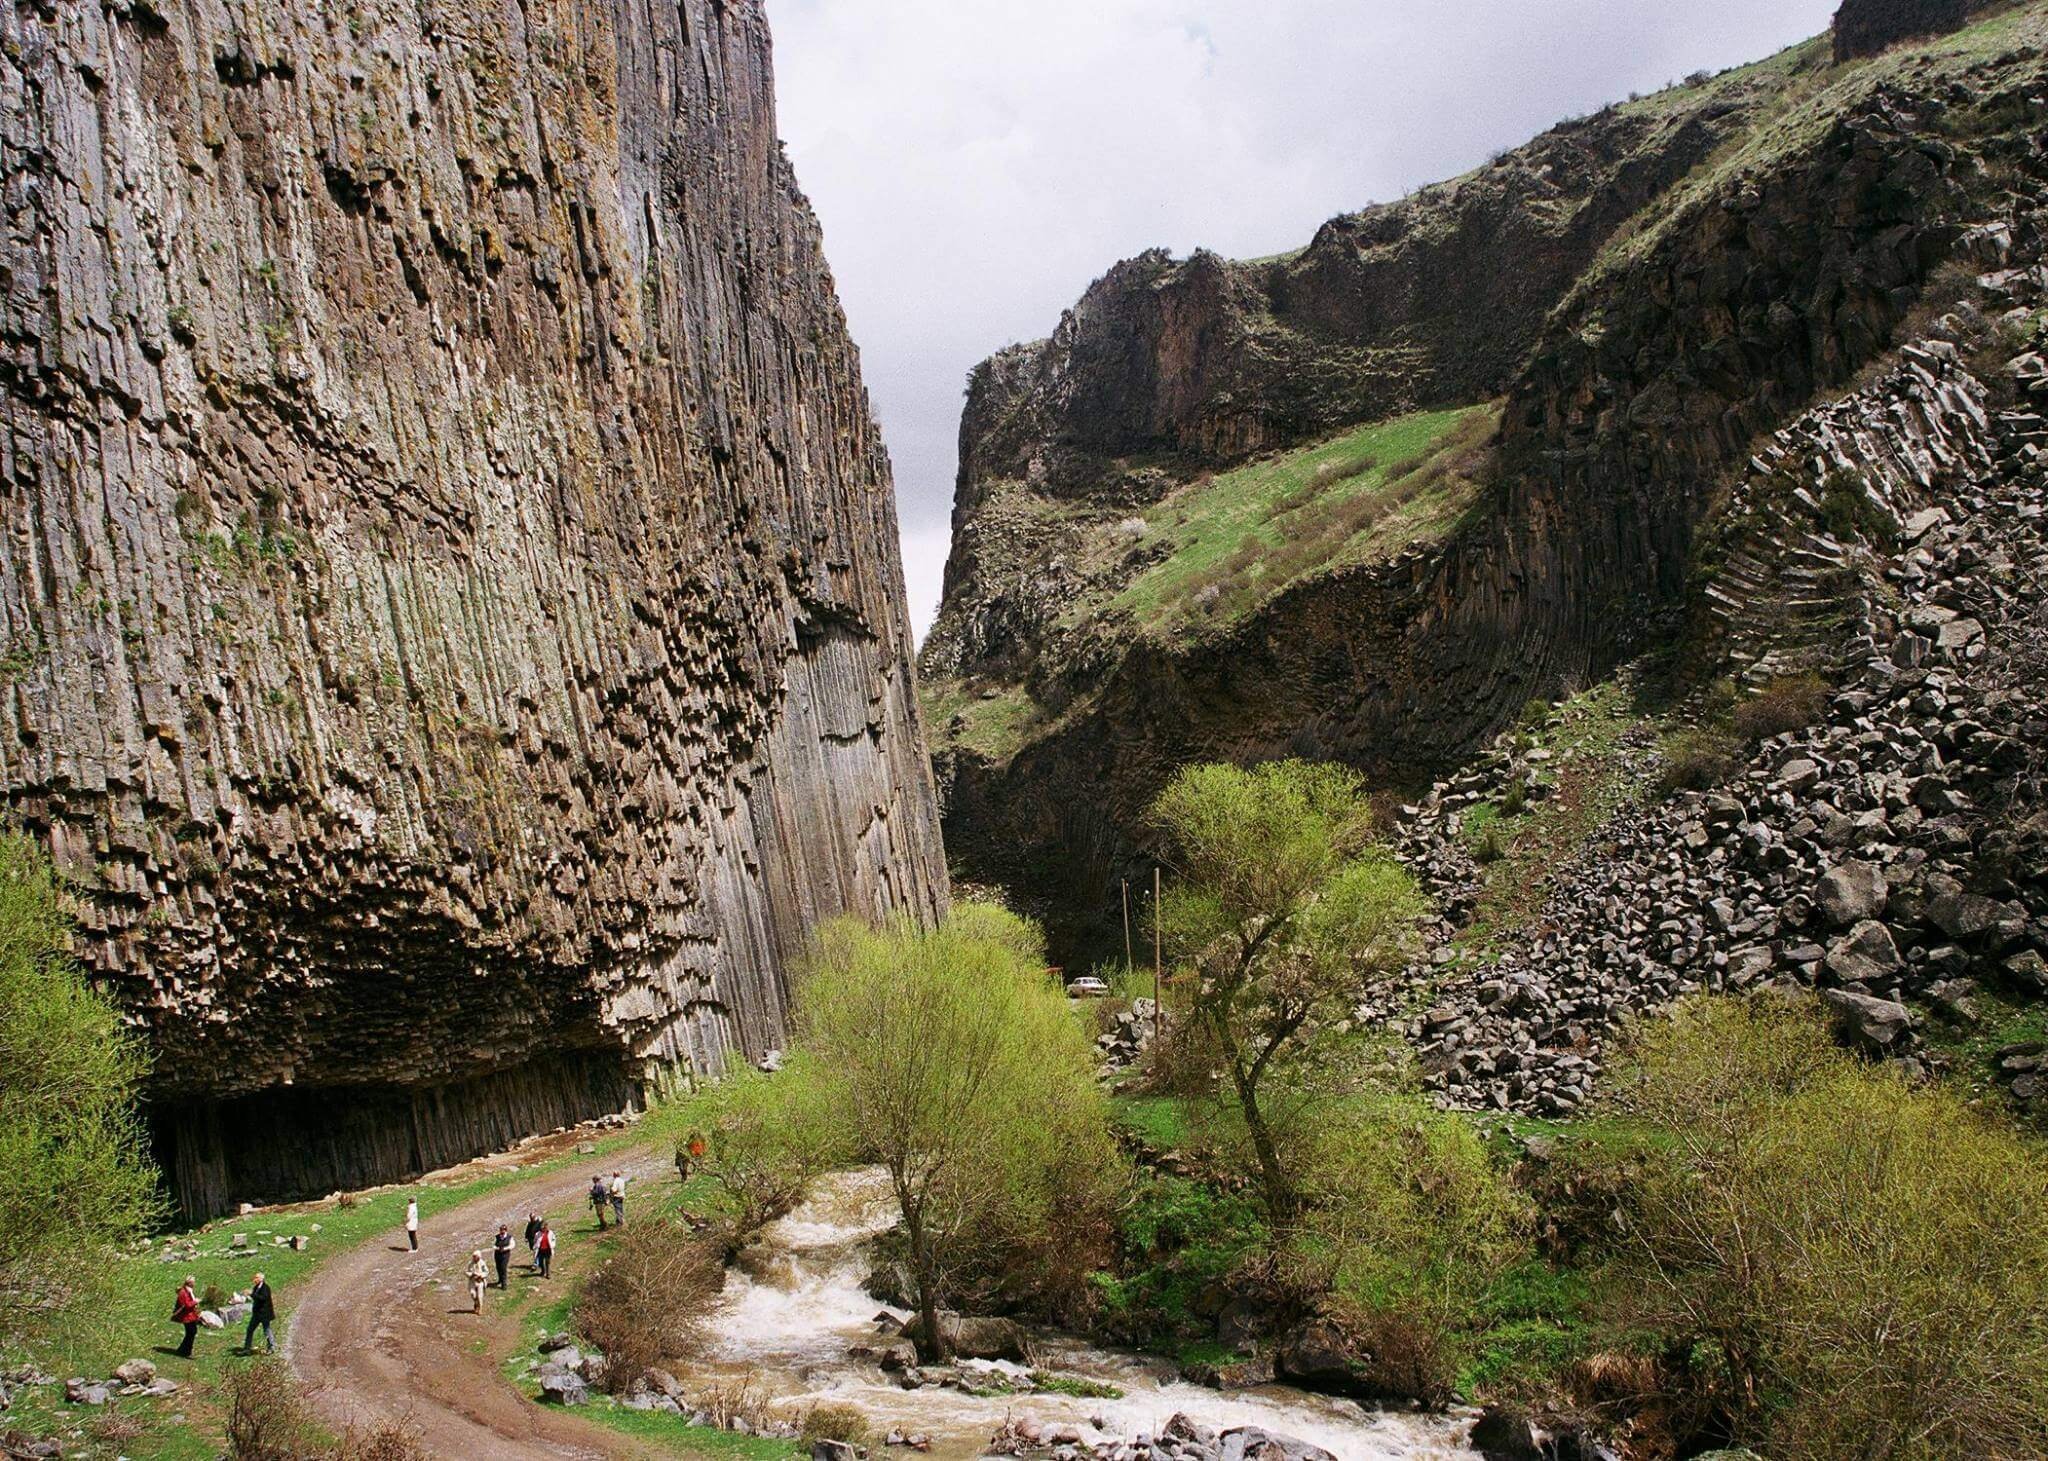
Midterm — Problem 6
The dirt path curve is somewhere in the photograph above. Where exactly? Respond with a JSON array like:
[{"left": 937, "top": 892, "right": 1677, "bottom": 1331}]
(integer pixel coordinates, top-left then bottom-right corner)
[{"left": 284, "top": 1145, "right": 668, "bottom": 1459}]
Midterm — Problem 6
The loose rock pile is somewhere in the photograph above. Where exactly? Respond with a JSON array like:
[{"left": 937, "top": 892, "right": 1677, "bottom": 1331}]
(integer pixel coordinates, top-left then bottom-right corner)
[
  {"left": 985, "top": 1412, "right": 1335, "bottom": 1461},
  {"left": 1393, "top": 345, "right": 2048, "bottom": 1116}
]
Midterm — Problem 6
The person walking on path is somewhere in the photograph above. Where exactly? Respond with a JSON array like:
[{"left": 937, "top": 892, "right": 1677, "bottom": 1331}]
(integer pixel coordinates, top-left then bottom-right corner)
[
  {"left": 492, "top": 1224, "right": 513, "bottom": 1288},
  {"left": 466, "top": 1251, "right": 489, "bottom": 1314},
  {"left": 535, "top": 1220, "right": 555, "bottom": 1278},
  {"left": 405, "top": 1196, "right": 420, "bottom": 1251},
  {"left": 523, "top": 1210, "right": 543, "bottom": 1268},
  {"left": 243, "top": 1272, "right": 277, "bottom": 1353},
  {"left": 608, "top": 1170, "right": 627, "bottom": 1225},
  {"left": 587, "top": 1175, "right": 609, "bottom": 1230},
  {"left": 172, "top": 1276, "right": 201, "bottom": 1358},
  {"left": 676, "top": 1129, "right": 707, "bottom": 1184}
]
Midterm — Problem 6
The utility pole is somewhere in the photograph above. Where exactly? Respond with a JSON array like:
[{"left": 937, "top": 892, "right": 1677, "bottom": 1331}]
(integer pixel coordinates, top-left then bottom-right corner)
[{"left": 1121, "top": 879, "right": 1134, "bottom": 974}]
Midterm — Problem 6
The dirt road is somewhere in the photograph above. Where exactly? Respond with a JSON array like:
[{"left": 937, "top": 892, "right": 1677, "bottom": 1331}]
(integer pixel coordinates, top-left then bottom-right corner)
[{"left": 284, "top": 1146, "right": 666, "bottom": 1459}]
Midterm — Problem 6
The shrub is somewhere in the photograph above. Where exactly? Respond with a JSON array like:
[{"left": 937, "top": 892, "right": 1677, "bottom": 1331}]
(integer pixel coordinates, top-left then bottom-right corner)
[
  {"left": 574, "top": 1223, "right": 724, "bottom": 1393},
  {"left": 202, "top": 1282, "right": 229, "bottom": 1312},
  {"left": 1599, "top": 994, "right": 2048, "bottom": 1459},
  {"left": 1731, "top": 671, "right": 1828, "bottom": 743},
  {"left": 1500, "top": 778, "right": 1528, "bottom": 817},
  {"left": 1287, "top": 1093, "right": 1527, "bottom": 1336},
  {"left": 799, "top": 1403, "right": 870, "bottom": 1445},
  {"left": 1473, "top": 823, "right": 1506, "bottom": 863},
  {"left": 0, "top": 835, "right": 160, "bottom": 1335},
  {"left": 222, "top": 1356, "right": 322, "bottom": 1461},
  {"left": 679, "top": 1058, "right": 845, "bottom": 1241},
  {"left": 1658, "top": 725, "right": 1742, "bottom": 792},
  {"left": 1816, "top": 469, "right": 1896, "bottom": 544}
]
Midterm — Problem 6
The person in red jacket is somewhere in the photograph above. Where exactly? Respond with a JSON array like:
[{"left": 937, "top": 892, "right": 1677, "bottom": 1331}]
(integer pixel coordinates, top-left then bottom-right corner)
[
  {"left": 172, "top": 1276, "right": 201, "bottom": 1357},
  {"left": 535, "top": 1220, "right": 555, "bottom": 1278}
]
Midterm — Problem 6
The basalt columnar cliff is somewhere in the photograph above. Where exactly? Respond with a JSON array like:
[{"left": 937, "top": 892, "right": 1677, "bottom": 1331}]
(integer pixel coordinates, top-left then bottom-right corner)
[
  {"left": 1, "top": 0, "right": 946, "bottom": 1217},
  {"left": 924, "top": 1, "right": 2048, "bottom": 963}
]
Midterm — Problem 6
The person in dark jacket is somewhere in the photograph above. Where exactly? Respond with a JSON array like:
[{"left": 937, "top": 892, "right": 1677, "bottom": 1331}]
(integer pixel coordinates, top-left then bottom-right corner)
[
  {"left": 244, "top": 1273, "right": 277, "bottom": 1353},
  {"left": 172, "top": 1276, "right": 201, "bottom": 1357},
  {"left": 588, "top": 1175, "right": 609, "bottom": 1230},
  {"left": 492, "top": 1224, "right": 513, "bottom": 1288},
  {"left": 524, "top": 1210, "right": 543, "bottom": 1268}
]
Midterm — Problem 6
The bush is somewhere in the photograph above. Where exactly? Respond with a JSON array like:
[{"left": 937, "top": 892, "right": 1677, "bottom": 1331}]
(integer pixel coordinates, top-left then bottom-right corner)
[
  {"left": 0, "top": 834, "right": 160, "bottom": 1335},
  {"left": 799, "top": 1403, "right": 869, "bottom": 1445},
  {"left": 677, "top": 1058, "right": 845, "bottom": 1241},
  {"left": 575, "top": 1223, "right": 724, "bottom": 1393},
  {"left": 1286, "top": 1094, "right": 1527, "bottom": 1337},
  {"left": 223, "top": 1356, "right": 322, "bottom": 1461},
  {"left": 1658, "top": 725, "right": 1742, "bottom": 792},
  {"left": 1599, "top": 994, "right": 2048, "bottom": 1459},
  {"left": 1732, "top": 671, "right": 1828, "bottom": 743}
]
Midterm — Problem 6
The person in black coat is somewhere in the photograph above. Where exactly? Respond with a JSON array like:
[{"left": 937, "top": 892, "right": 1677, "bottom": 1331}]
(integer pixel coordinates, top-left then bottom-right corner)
[
  {"left": 523, "top": 1211, "right": 543, "bottom": 1268},
  {"left": 244, "top": 1273, "right": 277, "bottom": 1353},
  {"left": 492, "top": 1223, "right": 514, "bottom": 1288}
]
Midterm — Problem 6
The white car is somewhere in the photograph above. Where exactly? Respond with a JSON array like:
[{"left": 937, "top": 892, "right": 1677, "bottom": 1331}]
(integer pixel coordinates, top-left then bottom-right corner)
[{"left": 1066, "top": 976, "right": 1110, "bottom": 998}]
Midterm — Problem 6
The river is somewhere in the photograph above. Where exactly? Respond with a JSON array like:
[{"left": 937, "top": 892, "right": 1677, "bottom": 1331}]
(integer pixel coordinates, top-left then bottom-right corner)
[{"left": 673, "top": 1168, "right": 1480, "bottom": 1459}]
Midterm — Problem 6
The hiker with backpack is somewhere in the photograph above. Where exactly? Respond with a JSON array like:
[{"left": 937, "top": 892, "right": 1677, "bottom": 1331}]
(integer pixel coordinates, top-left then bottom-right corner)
[{"left": 588, "top": 1174, "right": 609, "bottom": 1230}]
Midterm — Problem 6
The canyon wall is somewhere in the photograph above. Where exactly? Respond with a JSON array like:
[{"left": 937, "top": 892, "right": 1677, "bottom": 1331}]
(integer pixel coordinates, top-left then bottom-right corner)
[
  {"left": 0, "top": 0, "right": 947, "bottom": 1217},
  {"left": 927, "top": 12, "right": 2048, "bottom": 962}
]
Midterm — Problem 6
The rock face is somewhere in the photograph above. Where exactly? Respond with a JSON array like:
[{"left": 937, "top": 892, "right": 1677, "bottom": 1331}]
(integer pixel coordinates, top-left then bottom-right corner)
[
  {"left": 927, "top": 14, "right": 2048, "bottom": 962},
  {"left": 1833, "top": 0, "right": 1980, "bottom": 61},
  {"left": 0, "top": 0, "right": 946, "bottom": 1217}
]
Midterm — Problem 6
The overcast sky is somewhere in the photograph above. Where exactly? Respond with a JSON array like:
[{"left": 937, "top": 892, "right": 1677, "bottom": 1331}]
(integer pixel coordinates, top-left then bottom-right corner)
[{"left": 765, "top": 0, "right": 1841, "bottom": 641}]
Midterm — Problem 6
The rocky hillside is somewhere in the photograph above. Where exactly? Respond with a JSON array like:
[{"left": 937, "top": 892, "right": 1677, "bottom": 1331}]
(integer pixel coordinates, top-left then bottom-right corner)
[
  {"left": 0, "top": 0, "right": 946, "bottom": 1217},
  {"left": 923, "top": 2, "right": 2048, "bottom": 964}
]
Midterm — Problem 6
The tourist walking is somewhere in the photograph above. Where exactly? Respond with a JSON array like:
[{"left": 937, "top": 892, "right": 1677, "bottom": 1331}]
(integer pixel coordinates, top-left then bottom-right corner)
[
  {"left": 171, "top": 1276, "right": 201, "bottom": 1357},
  {"left": 405, "top": 1195, "right": 419, "bottom": 1251},
  {"left": 608, "top": 1170, "right": 627, "bottom": 1225},
  {"left": 492, "top": 1223, "right": 513, "bottom": 1288},
  {"left": 244, "top": 1272, "right": 276, "bottom": 1353},
  {"left": 524, "top": 1210, "right": 543, "bottom": 1267},
  {"left": 467, "top": 1250, "right": 488, "bottom": 1314},
  {"left": 588, "top": 1175, "right": 609, "bottom": 1230},
  {"left": 535, "top": 1220, "right": 555, "bottom": 1278}
]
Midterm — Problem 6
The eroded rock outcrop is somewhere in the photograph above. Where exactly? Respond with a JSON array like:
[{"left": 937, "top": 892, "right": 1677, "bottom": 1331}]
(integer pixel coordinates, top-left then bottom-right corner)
[
  {"left": 0, "top": 0, "right": 946, "bottom": 1216},
  {"left": 927, "top": 13, "right": 2048, "bottom": 963}
]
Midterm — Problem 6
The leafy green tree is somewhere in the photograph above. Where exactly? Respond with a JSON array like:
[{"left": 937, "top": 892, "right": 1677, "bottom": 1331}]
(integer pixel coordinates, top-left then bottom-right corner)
[
  {"left": 799, "top": 902, "right": 1118, "bottom": 1359},
  {"left": 675, "top": 1057, "right": 848, "bottom": 1242},
  {"left": 0, "top": 834, "right": 161, "bottom": 1336},
  {"left": 1603, "top": 993, "right": 2048, "bottom": 1459},
  {"left": 1151, "top": 760, "right": 1423, "bottom": 1226}
]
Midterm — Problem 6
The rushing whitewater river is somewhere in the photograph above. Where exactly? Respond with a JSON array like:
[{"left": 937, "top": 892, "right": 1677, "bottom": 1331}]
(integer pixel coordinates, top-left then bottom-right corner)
[{"left": 675, "top": 1168, "right": 1479, "bottom": 1459}]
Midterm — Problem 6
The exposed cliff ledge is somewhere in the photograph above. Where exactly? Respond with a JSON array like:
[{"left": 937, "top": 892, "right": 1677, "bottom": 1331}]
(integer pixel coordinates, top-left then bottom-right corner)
[
  {"left": 0, "top": 0, "right": 946, "bottom": 1216},
  {"left": 926, "top": 9, "right": 2048, "bottom": 962}
]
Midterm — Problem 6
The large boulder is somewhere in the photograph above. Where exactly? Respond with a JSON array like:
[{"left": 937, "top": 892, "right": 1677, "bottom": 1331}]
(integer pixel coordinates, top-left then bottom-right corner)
[
  {"left": 1816, "top": 861, "right": 1888, "bottom": 927},
  {"left": 536, "top": 1366, "right": 588, "bottom": 1406},
  {"left": 1220, "top": 1426, "right": 1339, "bottom": 1461},
  {"left": 1825, "top": 988, "right": 1915, "bottom": 1052},
  {"left": 900, "top": 1312, "right": 1035, "bottom": 1364},
  {"left": 110, "top": 1359, "right": 156, "bottom": 1387},
  {"left": 1824, "top": 921, "right": 1903, "bottom": 984}
]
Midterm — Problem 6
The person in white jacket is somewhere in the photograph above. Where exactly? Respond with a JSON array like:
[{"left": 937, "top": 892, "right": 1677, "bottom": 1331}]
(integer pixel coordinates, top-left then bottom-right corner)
[
  {"left": 404, "top": 1196, "right": 420, "bottom": 1251},
  {"left": 466, "top": 1251, "right": 488, "bottom": 1313}
]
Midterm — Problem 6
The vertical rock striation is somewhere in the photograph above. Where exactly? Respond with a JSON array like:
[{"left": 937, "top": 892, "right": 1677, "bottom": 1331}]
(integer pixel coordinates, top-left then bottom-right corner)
[{"left": 0, "top": 0, "right": 946, "bottom": 1217}]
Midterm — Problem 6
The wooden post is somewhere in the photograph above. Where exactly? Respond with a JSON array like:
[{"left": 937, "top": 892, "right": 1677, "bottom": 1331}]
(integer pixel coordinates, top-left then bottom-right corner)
[
  {"left": 1121, "top": 878, "right": 1134, "bottom": 975},
  {"left": 1153, "top": 865, "right": 1164, "bottom": 1039}
]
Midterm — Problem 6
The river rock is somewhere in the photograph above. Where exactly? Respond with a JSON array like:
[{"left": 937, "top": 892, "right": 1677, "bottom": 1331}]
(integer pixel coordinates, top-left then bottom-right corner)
[
  {"left": 1219, "top": 1426, "right": 1339, "bottom": 1461},
  {"left": 110, "top": 1359, "right": 156, "bottom": 1387},
  {"left": 63, "top": 1378, "right": 111, "bottom": 1406},
  {"left": 901, "top": 1313, "right": 1035, "bottom": 1365}
]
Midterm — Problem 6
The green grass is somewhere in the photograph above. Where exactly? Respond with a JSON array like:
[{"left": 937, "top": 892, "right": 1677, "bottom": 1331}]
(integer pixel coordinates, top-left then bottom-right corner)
[
  {"left": 10, "top": 1128, "right": 649, "bottom": 1459},
  {"left": 1109, "top": 405, "right": 1486, "bottom": 626},
  {"left": 1111, "top": 1094, "right": 1191, "bottom": 1152},
  {"left": 1457, "top": 679, "right": 1648, "bottom": 951},
  {"left": 919, "top": 678, "right": 1047, "bottom": 764}
]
